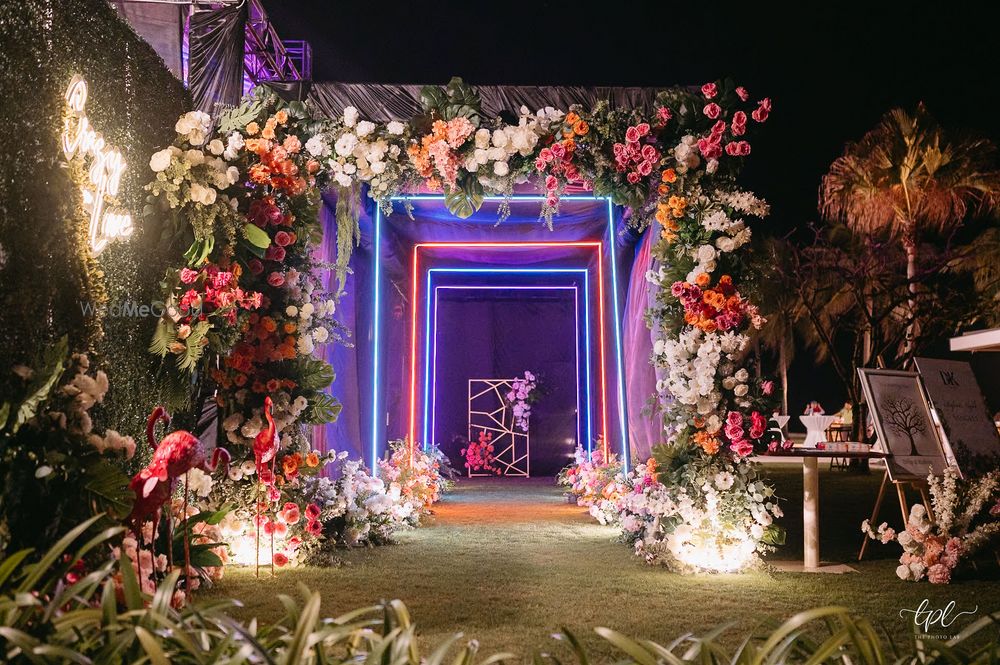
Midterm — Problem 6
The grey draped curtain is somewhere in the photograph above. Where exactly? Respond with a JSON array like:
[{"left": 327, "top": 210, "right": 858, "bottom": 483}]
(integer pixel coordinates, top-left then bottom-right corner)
[
  {"left": 188, "top": 2, "right": 247, "bottom": 113},
  {"left": 309, "top": 83, "right": 665, "bottom": 120}
]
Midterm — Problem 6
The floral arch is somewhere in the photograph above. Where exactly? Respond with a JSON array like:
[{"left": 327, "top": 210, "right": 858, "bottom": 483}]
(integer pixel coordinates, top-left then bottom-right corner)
[{"left": 144, "top": 77, "right": 784, "bottom": 572}]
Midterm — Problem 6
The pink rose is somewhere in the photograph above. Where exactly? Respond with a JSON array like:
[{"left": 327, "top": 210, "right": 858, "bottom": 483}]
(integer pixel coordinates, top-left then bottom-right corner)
[
  {"left": 727, "top": 411, "right": 743, "bottom": 426},
  {"left": 305, "top": 503, "right": 321, "bottom": 520},
  {"left": 749, "top": 426, "right": 765, "bottom": 440},
  {"left": 637, "top": 160, "right": 653, "bottom": 176},
  {"left": 273, "top": 521, "right": 288, "bottom": 537},
  {"left": 180, "top": 268, "right": 199, "bottom": 284},
  {"left": 626, "top": 171, "right": 640, "bottom": 184},
  {"left": 703, "top": 103, "right": 721, "bottom": 119},
  {"left": 701, "top": 82, "right": 718, "bottom": 99},
  {"left": 625, "top": 126, "right": 640, "bottom": 143},
  {"left": 640, "top": 144, "right": 659, "bottom": 161},
  {"left": 731, "top": 111, "right": 747, "bottom": 135},
  {"left": 711, "top": 120, "right": 726, "bottom": 137},
  {"left": 551, "top": 142, "right": 566, "bottom": 159},
  {"left": 657, "top": 106, "right": 672, "bottom": 123},
  {"left": 735, "top": 86, "right": 749, "bottom": 101},
  {"left": 564, "top": 165, "right": 579, "bottom": 181},
  {"left": 725, "top": 426, "right": 745, "bottom": 442},
  {"left": 752, "top": 98, "right": 772, "bottom": 123},
  {"left": 545, "top": 175, "right": 558, "bottom": 191},
  {"left": 267, "top": 271, "right": 285, "bottom": 287},
  {"left": 761, "top": 380, "right": 774, "bottom": 395},
  {"left": 534, "top": 158, "right": 546, "bottom": 171},
  {"left": 306, "top": 519, "right": 322, "bottom": 536},
  {"left": 264, "top": 245, "right": 286, "bottom": 262},
  {"left": 273, "top": 552, "right": 289, "bottom": 567},
  {"left": 539, "top": 148, "right": 553, "bottom": 163},
  {"left": 274, "top": 230, "right": 293, "bottom": 247},
  {"left": 248, "top": 258, "right": 264, "bottom": 275},
  {"left": 697, "top": 137, "right": 723, "bottom": 160},
  {"left": 281, "top": 502, "right": 301, "bottom": 524},
  {"left": 636, "top": 122, "right": 650, "bottom": 137},
  {"left": 731, "top": 439, "right": 754, "bottom": 457},
  {"left": 725, "top": 142, "right": 741, "bottom": 156},
  {"left": 546, "top": 194, "right": 558, "bottom": 207},
  {"left": 738, "top": 141, "right": 751, "bottom": 156}
]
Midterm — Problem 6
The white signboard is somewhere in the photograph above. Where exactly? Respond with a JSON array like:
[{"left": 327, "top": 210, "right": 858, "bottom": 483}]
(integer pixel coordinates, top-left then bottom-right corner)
[{"left": 915, "top": 357, "right": 999, "bottom": 466}]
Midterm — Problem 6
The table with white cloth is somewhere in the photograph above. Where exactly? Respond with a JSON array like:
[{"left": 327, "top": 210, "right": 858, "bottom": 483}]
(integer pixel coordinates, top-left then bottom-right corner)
[{"left": 799, "top": 415, "right": 836, "bottom": 448}]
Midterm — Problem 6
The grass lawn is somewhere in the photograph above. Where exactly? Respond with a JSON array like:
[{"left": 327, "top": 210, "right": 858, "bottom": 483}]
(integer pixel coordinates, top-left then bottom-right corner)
[{"left": 204, "top": 465, "right": 1000, "bottom": 660}]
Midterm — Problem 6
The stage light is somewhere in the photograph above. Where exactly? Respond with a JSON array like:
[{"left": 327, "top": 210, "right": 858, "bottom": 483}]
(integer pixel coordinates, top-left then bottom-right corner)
[
  {"left": 370, "top": 206, "right": 383, "bottom": 469},
  {"left": 422, "top": 275, "right": 589, "bottom": 452},
  {"left": 606, "top": 199, "right": 630, "bottom": 470}
]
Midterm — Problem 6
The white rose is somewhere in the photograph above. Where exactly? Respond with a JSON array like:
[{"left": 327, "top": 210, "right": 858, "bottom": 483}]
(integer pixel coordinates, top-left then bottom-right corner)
[
  {"left": 226, "top": 166, "right": 240, "bottom": 184},
  {"left": 734, "top": 368, "right": 749, "bottom": 382},
  {"left": 149, "top": 148, "right": 172, "bottom": 172},
  {"left": 335, "top": 133, "right": 358, "bottom": 157},
  {"left": 343, "top": 106, "right": 359, "bottom": 127},
  {"left": 297, "top": 335, "right": 315, "bottom": 355},
  {"left": 370, "top": 161, "right": 386, "bottom": 175},
  {"left": 734, "top": 384, "right": 749, "bottom": 397},
  {"left": 895, "top": 564, "right": 912, "bottom": 580},
  {"left": 475, "top": 128, "right": 491, "bottom": 149},
  {"left": 386, "top": 120, "right": 405, "bottom": 136},
  {"left": 334, "top": 172, "right": 352, "bottom": 187},
  {"left": 491, "top": 129, "right": 509, "bottom": 148},
  {"left": 356, "top": 120, "right": 375, "bottom": 137},
  {"left": 696, "top": 245, "right": 716, "bottom": 262},
  {"left": 493, "top": 161, "right": 509, "bottom": 176},
  {"left": 716, "top": 237, "right": 736, "bottom": 253},
  {"left": 208, "top": 139, "right": 225, "bottom": 156},
  {"left": 304, "top": 135, "right": 329, "bottom": 157},
  {"left": 184, "top": 149, "right": 205, "bottom": 166}
]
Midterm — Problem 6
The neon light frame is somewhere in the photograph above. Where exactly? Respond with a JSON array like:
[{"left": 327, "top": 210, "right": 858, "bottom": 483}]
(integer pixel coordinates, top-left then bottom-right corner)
[
  {"left": 409, "top": 243, "right": 606, "bottom": 464},
  {"left": 423, "top": 271, "right": 591, "bottom": 454},
  {"left": 371, "top": 195, "right": 630, "bottom": 469}
]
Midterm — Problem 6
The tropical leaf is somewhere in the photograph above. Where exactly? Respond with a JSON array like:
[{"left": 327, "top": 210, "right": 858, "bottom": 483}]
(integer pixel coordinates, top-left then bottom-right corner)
[
  {"left": 82, "top": 458, "right": 133, "bottom": 519},
  {"left": 445, "top": 176, "right": 484, "bottom": 219},
  {"left": 217, "top": 91, "right": 270, "bottom": 134},
  {"left": 13, "top": 336, "right": 68, "bottom": 434},
  {"left": 305, "top": 392, "right": 342, "bottom": 425},
  {"left": 294, "top": 358, "right": 336, "bottom": 391},
  {"left": 149, "top": 318, "right": 178, "bottom": 358},
  {"left": 176, "top": 320, "right": 212, "bottom": 372},
  {"left": 242, "top": 222, "right": 271, "bottom": 249}
]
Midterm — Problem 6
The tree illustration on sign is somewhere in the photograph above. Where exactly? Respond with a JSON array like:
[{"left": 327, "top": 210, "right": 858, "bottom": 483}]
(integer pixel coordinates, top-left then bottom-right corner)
[{"left": 883, "top": 397, "right": 927, "bottom": 456}]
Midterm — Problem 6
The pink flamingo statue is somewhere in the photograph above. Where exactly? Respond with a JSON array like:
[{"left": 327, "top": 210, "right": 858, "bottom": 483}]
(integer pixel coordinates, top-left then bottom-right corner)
[
  {"left": 126, "top": 406, "right": 231, "bottom": 592},
  {"left": 252, "top": 397, "right": 279, "bottom": 577}
]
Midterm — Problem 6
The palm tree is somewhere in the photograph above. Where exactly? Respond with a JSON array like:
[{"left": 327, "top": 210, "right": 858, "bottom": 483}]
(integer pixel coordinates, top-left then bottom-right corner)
[
  {"left": 755, "top": 236, "right": 804, "bottom": 415},
  {"left": 819, "top": 104, "right": 1000, "bottom": 358}
]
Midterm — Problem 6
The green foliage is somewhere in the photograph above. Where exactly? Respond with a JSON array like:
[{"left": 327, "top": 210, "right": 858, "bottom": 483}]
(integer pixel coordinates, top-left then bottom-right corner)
[
  {"left": 419, "top": 76, "right": 483, "bottom": 126},
  {"left": 3, "top": 519, "right": 1000, "bottom": 663},
  {"left": 305, "top": 392, "right": 342, "bottom": 425},
  {"left": 0, "top": 0, "right": 190, "bottom": 444},
  {"left": 446, "top": 172, "right": 486, "bottom": 219}
]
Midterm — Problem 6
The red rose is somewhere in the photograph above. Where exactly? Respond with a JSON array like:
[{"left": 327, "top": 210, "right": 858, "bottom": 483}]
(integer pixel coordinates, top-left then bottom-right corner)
[
  {"left": 265, "top": 245, "right": 286, "bottom": 262},
  {"left": 273, "top": 552, "right": 289, "bottom": 567},
  {"left": 731, "top": 111, "right": 747, "bottom": 136},
  {"left": 306, "top": 519, "right": 322, "bottom": 536},
  {"left": 248, "top": 258, "right": 264, "bottom": 275},
  {"left": 725, "top": 142, "right": 741, "bottom": 156},
  {"left": 267, "top": 271, "right": 285, "bottom": 287},
  {"left": 711, "top": 120, "right": 726, "bottom": 137},
  {"left": 751, "top": 98, "right": 771, "bottom": 123},
  {"left": 701, "top": 82, "right": 718, "bottom": 99},
  {"left": 626, "top": 171, "right": 640, "bottom": 184},
  {"left": 703, "top": 103, "right": 722, "bottom": 120},
  {"left": 305, "top": 503, "right": 321, "bottom": 520}
]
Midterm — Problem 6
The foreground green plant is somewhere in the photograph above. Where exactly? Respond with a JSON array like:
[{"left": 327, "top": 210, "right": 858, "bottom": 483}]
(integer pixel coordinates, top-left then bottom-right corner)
[{"left": 2, "top": 519, "right": 998, "bottom": 663}]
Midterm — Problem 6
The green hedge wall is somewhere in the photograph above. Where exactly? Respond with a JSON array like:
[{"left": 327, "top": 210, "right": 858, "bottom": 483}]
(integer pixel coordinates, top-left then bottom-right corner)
[{"left": 0, "top": 0, "right": 190, "bottom": 438}]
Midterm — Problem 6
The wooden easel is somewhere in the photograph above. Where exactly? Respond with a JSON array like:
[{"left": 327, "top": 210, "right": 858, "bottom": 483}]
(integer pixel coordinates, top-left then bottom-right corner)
[{"left": 858, "top": 469, "right": 934, "bottom": 560}]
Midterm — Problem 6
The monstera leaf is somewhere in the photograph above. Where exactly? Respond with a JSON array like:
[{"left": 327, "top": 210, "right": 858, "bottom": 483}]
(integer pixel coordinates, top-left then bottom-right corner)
[
  {"left": 444, "top": 175, "right": 484, "bottom": 219},
  {"left": 419, "top": 77, "right": 482, "bottom": 125},
  {"left": 294, "top": 357, "right": 336, "bottom": 391},
  {"left": 306, "top": 393, "right": 342, "bottom": 425}
]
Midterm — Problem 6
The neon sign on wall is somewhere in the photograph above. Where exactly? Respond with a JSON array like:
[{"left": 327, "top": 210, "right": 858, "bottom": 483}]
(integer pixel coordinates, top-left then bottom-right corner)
[{"left": 62, "top": 75, "right": 133, "bottom": 255}]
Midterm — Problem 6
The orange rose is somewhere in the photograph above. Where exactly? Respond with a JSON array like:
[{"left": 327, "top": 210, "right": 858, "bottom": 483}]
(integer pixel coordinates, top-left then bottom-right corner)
[
  {"left": 573, "top": 120, "right": 589, "bottom": 135},
  {"left": 275, "top": 109, "right": 289, "bottom": 124},
  {"left": 695, "top": 272, "right": 711, "bottom": 287},
  {"left": 661, "top": 168, "right": 677, "bottom": 183},
  {"left": 261, "top": 317, "right": 277, "bottom": 333},
  {"left": 246, "top": 121, "right": 259, "bottom": 136},
  {"left": 283, "top": 322, "right": 296, "bottom": 334},
  {"left": 306, "top": 452, "right": 320, "bottom": 467},
  {"left": 282, "top": 456, "right": 298, "bottom": 476},
  {"left": 565, "top": 111, "right": 580, "bottom": 126}
]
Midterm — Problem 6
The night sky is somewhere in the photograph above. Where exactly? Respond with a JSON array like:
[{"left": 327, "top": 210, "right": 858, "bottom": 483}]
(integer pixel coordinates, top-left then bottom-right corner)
[{"left": 261, "top": 1, "right": 1000, "bottom": 416}]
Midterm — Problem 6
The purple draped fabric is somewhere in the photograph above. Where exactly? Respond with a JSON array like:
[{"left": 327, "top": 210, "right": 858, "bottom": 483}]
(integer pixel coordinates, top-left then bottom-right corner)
[{"left": 623, "top": 226, "right": 660, "bottom": 461}]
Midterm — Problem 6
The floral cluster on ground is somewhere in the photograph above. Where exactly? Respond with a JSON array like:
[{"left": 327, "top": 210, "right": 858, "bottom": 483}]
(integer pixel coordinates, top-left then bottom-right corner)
[
  {"left": 863, "top": 467, "right": 1000, "bottom": 583},
  {"left": 461, "top": 429, "right": 500, "bottom": 475},
  {"left": 559, "top": 443, "right": 784, "bottom": 573}
]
